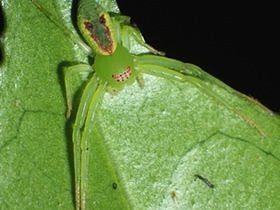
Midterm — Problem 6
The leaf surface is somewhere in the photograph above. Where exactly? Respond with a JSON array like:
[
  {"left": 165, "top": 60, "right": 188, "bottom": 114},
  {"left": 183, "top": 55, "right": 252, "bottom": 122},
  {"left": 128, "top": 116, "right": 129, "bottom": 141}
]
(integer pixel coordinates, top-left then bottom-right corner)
[{"left": 1, "top": 0, "right": 280, "bottom": 209}]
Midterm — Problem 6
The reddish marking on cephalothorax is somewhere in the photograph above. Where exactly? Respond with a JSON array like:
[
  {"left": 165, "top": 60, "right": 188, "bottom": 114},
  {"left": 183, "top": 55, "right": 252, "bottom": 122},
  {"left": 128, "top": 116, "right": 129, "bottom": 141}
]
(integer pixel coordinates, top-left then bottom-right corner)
[
  {"left": 112, "top": 66, "right": 132, "bottom": 82},
  {"left": 84, "top": 14, "right": 114, "bottom": 54}
]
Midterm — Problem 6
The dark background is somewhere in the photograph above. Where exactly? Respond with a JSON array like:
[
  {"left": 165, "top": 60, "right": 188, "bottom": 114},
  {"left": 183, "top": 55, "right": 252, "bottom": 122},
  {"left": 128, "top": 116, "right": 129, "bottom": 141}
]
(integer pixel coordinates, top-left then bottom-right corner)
[
  {"left": 0, "top": 1, "right": 279, "bottom": 112},
  {"left": 117, "top": 1, "right": 279, "bottom": 112}
]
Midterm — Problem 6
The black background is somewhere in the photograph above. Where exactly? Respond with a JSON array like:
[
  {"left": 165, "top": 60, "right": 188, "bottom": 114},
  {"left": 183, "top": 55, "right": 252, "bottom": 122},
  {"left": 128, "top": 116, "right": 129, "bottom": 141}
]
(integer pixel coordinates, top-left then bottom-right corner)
[
  {"left": 117, "top": 1, "right": 279, "bottom": 112},
  {"left": 0, "top": 1, "right": 279, "bottom": 112}
]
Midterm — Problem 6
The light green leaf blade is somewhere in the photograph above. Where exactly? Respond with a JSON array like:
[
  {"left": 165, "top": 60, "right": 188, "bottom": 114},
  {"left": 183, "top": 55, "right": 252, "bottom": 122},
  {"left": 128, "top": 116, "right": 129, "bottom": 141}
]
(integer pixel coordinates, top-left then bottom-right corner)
[{"left": 1, "top": 0, "right": 280, "bottom": 210}]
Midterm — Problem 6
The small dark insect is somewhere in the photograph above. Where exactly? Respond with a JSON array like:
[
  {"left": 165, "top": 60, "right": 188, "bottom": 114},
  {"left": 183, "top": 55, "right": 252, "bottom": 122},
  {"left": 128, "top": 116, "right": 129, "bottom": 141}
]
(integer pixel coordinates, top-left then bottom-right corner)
[
  {"left": 194, "top": 174, "right": 214, "bottom": 188},
  {"left": 112, "top": 182, "right": 117, "bottom": 190},
  {"left": 170, "top": 190, "right": 176, "bottom": 202}
]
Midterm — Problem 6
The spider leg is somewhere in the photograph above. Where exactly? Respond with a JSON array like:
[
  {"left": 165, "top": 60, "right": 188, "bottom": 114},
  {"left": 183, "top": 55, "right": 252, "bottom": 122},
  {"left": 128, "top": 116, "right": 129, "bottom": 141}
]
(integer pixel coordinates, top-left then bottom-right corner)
[
  {"left": 136, "top": 74, "right": 145, "bottom": 89},
  {"left": 121, "top": 25, "right": 165, "bottom": 55},
  {"left": 137, "top": 55, "right": 273, "bottom": 115},
  {"left": 64, "top": 64, "right": 94, "bottom": 118},
  {"left": 73, "top": 73, "right": 99, "bottom": 209},
  {"left": 111, "top": 15, "right": 164, "bottom": 55},
  {"left": 64, "top": 64, "right": 95, "bottom": 209},
  {"left": 77, "top": 78, "right": 106, "bottom": 210},
  {"left": 65, "top": 65, "right": 105, "bottom": 209},
  {"left": 135, "top": 55, "right": 266, "bottom": 137}
]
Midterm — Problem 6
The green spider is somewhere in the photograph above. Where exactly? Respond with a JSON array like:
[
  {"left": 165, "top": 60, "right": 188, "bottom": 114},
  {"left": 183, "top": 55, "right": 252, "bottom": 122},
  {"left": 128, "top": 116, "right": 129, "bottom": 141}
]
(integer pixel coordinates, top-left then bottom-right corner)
[{"left": 31, "top": 0, "right": 268, "bottom": 209}]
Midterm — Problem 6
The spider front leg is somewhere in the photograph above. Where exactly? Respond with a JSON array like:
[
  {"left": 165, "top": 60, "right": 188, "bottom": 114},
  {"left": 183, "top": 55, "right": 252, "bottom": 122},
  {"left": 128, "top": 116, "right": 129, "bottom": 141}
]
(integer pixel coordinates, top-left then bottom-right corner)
[
  {"left": 121, "top": 25, "right": 165, "bottom": 55},
  {"left": 111, "top": 15, "right": 165, "bottom": 56},
  {"left": 134, "top": 55, "right": 266, "bottom": 137},
  {"left": 77, "top": 79, "right": 106, "bottom": 210},
  {"left": 64, "top": 64, "right": 106, "bottom": 210},
  {"left": 64, "top": 64, "right": 95, "bottom": 209},
  {"left": 136, "top": 55, "right": 273, "bottom": 115}
]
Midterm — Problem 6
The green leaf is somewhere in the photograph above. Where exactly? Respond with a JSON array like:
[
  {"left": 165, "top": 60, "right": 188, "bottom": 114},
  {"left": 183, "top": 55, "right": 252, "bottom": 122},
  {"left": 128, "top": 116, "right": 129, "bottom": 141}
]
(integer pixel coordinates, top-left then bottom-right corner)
[{"left": 1, "top": 0, "right": 280, "bottom": 209}]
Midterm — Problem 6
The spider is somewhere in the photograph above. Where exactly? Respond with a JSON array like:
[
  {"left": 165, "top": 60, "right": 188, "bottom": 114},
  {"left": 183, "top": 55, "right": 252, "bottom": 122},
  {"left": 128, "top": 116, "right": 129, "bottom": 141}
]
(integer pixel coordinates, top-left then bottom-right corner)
[{"left": 31, "top": 0, "right": 267, "bottom": 209}]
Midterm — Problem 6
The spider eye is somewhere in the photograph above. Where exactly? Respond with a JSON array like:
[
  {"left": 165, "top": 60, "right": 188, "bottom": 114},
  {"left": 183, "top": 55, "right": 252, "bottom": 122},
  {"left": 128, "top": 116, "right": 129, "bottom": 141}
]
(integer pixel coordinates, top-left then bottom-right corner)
[{"left": 112, "top": 66, "right": 132, "bottom": 82}]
